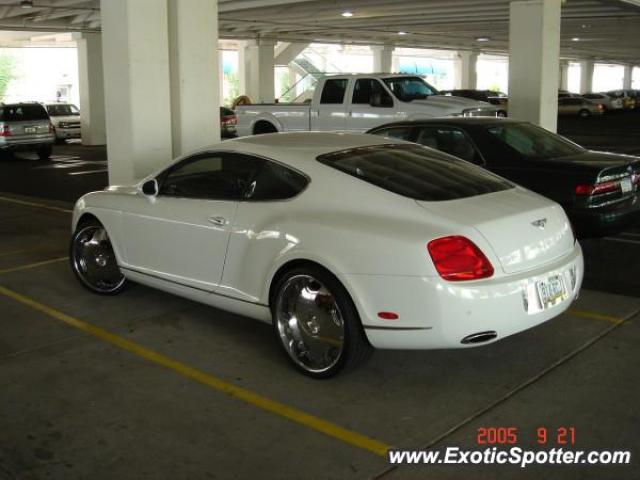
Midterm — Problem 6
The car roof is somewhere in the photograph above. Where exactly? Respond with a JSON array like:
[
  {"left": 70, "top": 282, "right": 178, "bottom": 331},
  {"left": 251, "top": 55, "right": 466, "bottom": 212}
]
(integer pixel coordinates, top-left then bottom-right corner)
[
  {"left": 322, "top": 73, "right": 428, "bottom": 80},
  {"left": 368, "top": 117, "right": 522, "bottom": 130},
  {"left": 185, "top": 132, "right": 406, "bottom": 168}
]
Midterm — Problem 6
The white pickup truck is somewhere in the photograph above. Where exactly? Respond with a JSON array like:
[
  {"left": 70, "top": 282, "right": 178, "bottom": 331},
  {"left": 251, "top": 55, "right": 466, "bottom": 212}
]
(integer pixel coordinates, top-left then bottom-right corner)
[{"left": 236, "top": 74, "right": 499, "bottom": 136}]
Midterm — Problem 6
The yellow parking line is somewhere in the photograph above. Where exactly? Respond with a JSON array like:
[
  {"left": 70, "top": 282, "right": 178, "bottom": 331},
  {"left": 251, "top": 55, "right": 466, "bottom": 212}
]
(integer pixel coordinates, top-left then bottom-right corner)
[
  {"left": 567, "top": 308, "right": 623, "bottom": 325},
  {"left": 0, "top": 257, "right": 68, "bottom": 275},
  {"left": 0, "top": 285, "right": 391, "bottom": 458},
  {"left": 0, "top": 195, "right": 72, "bottom": 214},
  {"left": 0, "top": 248, "right": 32, "bottom": 258}
]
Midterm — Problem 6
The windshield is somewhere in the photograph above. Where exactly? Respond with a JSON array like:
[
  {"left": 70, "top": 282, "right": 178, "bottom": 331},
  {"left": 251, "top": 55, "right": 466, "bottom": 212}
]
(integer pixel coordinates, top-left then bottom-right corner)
[
  {"left": 382, "top": 76, "right": 438, "bottom": 102},
  {"left": 46, "top": 104, "right": 79, "bottom": 116},
  {"left": 317, "top": 144, "right": 512, "bottom": 201},
  {"left": 486, "top": 123, "right": 585, "bottom": 160}
]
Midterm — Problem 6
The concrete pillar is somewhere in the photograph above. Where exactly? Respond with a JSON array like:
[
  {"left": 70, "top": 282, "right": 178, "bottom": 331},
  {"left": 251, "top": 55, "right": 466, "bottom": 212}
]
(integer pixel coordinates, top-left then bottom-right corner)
[
  {"left": 238, "top": 41, "right": 248, "bottom": 96},
  {"left": 623, "top": 64, "right": 633, "bottom": 90},
  {"left": 559, "top": 60, "right": 569, "bottom": 91},
  {"left": 76, "top": 32, "right": 106, "bottom": 145},
  {"left": 508, "top": 0, "right": 561, "bottom": 132},
  {"left": 371, "top": 45, "right": 394, "bottom": 73},
  {"left": 101, "top": 0, "right": 173, "bottom": 184},
  {"left": 168, "top": 0, "right": 219, "bottom": 157},
  {"left": 274, "top": 42, "right": 308, "bottom": 66},
  {"left": 579, "top": 59, "right": 594, "bottom": 94},
  {"left": 246, "top": 38, "right": 275, "bottom": 103},
  {"left": 455, "top": 50, "right": 479, "bottom": 89}
]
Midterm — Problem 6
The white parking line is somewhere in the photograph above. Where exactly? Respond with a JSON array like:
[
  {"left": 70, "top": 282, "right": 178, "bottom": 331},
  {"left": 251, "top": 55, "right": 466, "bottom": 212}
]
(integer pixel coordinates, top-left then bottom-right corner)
[{"left": 68, "top": 169, "right": 108, "bottom": 176}]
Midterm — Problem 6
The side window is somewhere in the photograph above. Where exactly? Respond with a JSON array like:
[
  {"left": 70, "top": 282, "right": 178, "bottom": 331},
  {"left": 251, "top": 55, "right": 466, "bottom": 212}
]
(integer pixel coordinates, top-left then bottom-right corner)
[
  {"left": 415, "top": 127, "right": 483, "bottom": 165},
  {"left": 373, "top": 127, "right": 412, "bottom": 141},
  {"left": 352, "top": 79, "right": 393, "bottom": 107},
  {"left": 247, "top": 161, "right": 308, "bottom": 201},
  {"left": 320, "top": 79, "right": 348, "bottom": 104},
  {"left": 159, "top": 153, "right": 260, "bottom": 200}
]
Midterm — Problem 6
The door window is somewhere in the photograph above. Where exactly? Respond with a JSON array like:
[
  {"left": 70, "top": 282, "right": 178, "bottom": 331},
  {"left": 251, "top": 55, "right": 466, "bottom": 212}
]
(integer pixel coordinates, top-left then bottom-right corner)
[
  {"left": 159, "top": 153, "right": 260, "bottom": 200},
  {"left": 247, "top": 161, "right": 309, "bottom": 201},
  {"left": 320, "top": 79, "right": 348, "bottom": 104},
  {"left": 371, "top": 126, "right": 413, "bottom": 141},
  {"left": 352, "top": 79, "right": 393, "bottom": 106},
  {"left": 414, "top": 127, "right": 483, "bottom": 164}
]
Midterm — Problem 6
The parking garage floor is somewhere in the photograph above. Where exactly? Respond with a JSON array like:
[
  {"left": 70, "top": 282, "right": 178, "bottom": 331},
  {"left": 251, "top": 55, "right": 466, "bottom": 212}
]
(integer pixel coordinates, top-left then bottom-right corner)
[{"left": 1, "top": 115, "right": 640, "bottom": 479}]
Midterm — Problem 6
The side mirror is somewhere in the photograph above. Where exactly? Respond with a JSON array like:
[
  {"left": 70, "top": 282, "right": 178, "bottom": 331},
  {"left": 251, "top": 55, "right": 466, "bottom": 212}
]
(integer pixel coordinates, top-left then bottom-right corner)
[{"left": 141, "top": 179, "right": 158, "bottom": 196}]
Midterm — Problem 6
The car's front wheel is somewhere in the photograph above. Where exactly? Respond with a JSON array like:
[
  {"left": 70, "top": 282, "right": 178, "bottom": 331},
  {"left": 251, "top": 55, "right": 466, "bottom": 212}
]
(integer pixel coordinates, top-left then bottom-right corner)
[
  {"left": 271, "top": 265, "right": 372, "bottom": 378},
  {"left": 70, "top": 219, "right": 127, "bottom": 295}
]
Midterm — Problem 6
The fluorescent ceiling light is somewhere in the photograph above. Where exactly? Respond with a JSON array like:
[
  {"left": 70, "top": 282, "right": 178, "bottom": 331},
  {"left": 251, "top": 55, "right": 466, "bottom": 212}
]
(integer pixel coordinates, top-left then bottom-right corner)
[
  {"left": 397, "top": 31, "right": 407, "bottom": 35},
  {"left": 341, "top": 11, "right": 353, "bottom": 17},
  {"left": 572, "top": 37, "right": 580, "bottom": 41},
  {"left": 476, "top": 36, "right": 491, "bottom": 42}
]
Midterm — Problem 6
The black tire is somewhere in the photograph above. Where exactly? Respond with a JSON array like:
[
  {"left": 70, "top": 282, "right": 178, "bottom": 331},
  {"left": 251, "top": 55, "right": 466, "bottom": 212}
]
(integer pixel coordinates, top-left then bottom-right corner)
[
  {"left": 578, "top": 109, "right": 590, "bottom": 118},
  {"left": 271, "top": 264, "right": 373, "bottom": 378},
  {"left": 497, "top": 110, "right": 508, "bottom": 118},
  {"left": 253, "top": 121, "right": 278, "bottom": 135},
  {"left": 37, "top": 145, "right": 53, "bottom": 160},
  {"left": 69, "top": 218, "right": 128, "bottom": 295}
]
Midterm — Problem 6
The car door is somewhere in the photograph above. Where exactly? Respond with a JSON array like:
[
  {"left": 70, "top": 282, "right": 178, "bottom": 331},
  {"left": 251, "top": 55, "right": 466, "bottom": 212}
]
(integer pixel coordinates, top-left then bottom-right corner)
[
  {"left": 311, "top": 78, "right": 348, "bottom": 130},
  {"left": 120, "top": 152, "right": 260, "bottom": 291},
  {"left": 347, "top": 78, "right": 397, "bottom": 132}
]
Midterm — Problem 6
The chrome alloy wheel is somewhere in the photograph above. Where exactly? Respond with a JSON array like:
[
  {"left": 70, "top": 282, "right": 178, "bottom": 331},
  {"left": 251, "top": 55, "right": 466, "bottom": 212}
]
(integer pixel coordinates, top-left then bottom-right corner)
[
  {"left": 71, "top": 224, "right": 125, "bottom": 294},
  {"left": 275, "top": 274, "right": 345, "bottom": 374}
]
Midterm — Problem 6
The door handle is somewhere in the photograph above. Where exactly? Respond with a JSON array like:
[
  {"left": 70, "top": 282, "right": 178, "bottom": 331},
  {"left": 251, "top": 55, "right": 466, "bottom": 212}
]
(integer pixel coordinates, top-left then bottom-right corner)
[{"left": 208, "top": 216, "right": 227, "bottom": 226}]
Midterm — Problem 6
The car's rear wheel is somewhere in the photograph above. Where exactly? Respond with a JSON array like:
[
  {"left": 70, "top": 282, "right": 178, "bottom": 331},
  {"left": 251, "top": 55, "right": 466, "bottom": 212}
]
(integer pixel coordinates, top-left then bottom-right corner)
[
  {"left": 272, "top": 266, "right": 372, "bottom": 378},
  {"left": 37, "top": 145, "right": 52, "bottom": 160},
  {"left": 70, "top": 219, "right": 127, "bottom": 295}
]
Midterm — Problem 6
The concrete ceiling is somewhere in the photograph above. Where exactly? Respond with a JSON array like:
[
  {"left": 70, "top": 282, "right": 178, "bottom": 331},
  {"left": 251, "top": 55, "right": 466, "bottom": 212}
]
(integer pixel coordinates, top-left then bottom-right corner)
[{"left": 0, "top": 0, "right": 638, "bottom": 64}]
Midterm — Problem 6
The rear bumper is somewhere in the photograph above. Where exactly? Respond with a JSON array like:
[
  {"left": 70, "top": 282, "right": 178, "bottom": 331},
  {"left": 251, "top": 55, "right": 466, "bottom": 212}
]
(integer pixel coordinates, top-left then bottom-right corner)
[
  {"left": 571, "top": 197, "right": 640, "bottom": 237},
  {"left": 346, "top": 244, "right": 583, "bottom": 350},
  {"left": 55, "top": 127, "right": 81, "bottom": 139},
  {"left": 0, "top": 135, "right": 55, "bottom": 151}
]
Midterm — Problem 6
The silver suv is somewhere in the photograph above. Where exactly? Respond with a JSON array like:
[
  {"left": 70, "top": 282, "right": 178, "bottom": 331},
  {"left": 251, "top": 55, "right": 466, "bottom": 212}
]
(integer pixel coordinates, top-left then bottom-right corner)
[{"left": 0, "top": 103, "right": 55, "bottom": 159}]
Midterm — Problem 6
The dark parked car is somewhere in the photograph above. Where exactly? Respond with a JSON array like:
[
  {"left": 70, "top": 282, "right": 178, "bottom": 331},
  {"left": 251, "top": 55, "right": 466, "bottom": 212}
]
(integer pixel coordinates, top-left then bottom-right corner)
[
  {"left": 220, "top": 106, "right": 237, "bottom": 137},
  {"left": 368, "top": 118, "right": 640, "bottom": 237},
  {"left": 441, "top": 89, "right": 508, "bottom": 116}
]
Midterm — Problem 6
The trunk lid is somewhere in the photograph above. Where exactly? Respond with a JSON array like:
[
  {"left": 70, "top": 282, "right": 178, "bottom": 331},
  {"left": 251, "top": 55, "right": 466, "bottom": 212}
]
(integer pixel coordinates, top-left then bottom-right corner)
[{"left": 417, "top": 188, "right": 574, "bottom": 274}]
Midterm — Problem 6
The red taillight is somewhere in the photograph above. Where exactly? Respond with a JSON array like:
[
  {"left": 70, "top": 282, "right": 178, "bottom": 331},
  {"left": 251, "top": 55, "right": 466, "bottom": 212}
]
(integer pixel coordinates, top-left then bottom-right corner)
[
  {"left": 575, "top": 180, "right": 619, "bottom": 196},
  {"left": 221, "top": 115, "right": 237, "bottom": 126},
  {"left": 48, "top": 122, "right": 54, "bottom": 133},
  {"left": 377, "top": 311, "right": 399, "bottom": 320},
  {"left": 427, "top": 236, "right": 494, "bottom": 281},
  {"left": 0, "top": 125, "right": 11, "bottom": 137}
]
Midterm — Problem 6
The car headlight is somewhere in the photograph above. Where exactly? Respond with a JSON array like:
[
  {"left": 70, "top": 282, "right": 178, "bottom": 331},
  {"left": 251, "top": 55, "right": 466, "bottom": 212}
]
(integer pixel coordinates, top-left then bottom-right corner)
[{"left": 59, "top": 122, "right": 69, "bottom": 128}]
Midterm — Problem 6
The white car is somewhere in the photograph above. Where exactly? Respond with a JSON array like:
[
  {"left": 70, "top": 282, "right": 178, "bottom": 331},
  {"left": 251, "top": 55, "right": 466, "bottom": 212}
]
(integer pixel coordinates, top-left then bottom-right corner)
[
  {"left": 45, "top": 103, "right": 81, "bottom": 142},
  {"left": 70, "top": 132, "right": 583, "bottom": 378}
]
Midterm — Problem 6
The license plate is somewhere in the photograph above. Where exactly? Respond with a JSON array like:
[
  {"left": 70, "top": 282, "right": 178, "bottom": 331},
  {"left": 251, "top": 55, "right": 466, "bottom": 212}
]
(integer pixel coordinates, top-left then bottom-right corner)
[
  {"left": 620, "top": 177, "right": 632, "bottom": 193},
  {"left": 536, "top": 275, "right": 567, "bottom": 309},
  {"left": 24, "top": 127, "right": 36, "bottom": 134}
]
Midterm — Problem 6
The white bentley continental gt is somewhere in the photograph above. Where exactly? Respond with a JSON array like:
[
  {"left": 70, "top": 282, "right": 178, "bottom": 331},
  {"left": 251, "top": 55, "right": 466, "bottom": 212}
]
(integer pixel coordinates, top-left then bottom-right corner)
[{"left": 70, "top": 132, "right": 584, "bottom": 378}]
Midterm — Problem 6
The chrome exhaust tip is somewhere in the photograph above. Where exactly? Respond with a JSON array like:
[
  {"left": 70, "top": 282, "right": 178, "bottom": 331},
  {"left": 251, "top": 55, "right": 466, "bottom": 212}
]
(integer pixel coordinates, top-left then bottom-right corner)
[{"left": 461, "top": 331, "right": 498, "bottom": 345}]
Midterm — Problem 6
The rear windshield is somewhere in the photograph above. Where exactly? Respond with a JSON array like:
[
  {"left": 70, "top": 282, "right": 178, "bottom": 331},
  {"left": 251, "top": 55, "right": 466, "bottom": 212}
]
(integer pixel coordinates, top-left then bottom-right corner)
[
  {"left": 46, "top": 104, "right": 79, "bottom": 116},
  {"left": 486, "top": 122, "right": 585, "bottom": 160},
  {"left": 317, "top": 144, "right": 513, "bottom": 201},
  {"left": 0, "top": 104, "right": 49, "bottom": 122}
]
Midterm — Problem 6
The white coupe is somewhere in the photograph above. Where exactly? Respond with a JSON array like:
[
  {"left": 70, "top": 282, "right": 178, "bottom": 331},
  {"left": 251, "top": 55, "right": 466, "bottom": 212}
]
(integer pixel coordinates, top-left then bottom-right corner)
[{"left": 70, "top": 132, "right": 583, "bottom": 378}]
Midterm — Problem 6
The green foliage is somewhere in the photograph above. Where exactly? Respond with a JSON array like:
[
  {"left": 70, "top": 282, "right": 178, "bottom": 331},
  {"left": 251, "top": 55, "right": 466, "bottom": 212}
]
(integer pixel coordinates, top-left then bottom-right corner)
[
  {"left": 223, "top": 71, "right": 239, "bottom": 107},
  {"left": 0, "top": 53, "right": 15, "bottom": 100}
]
